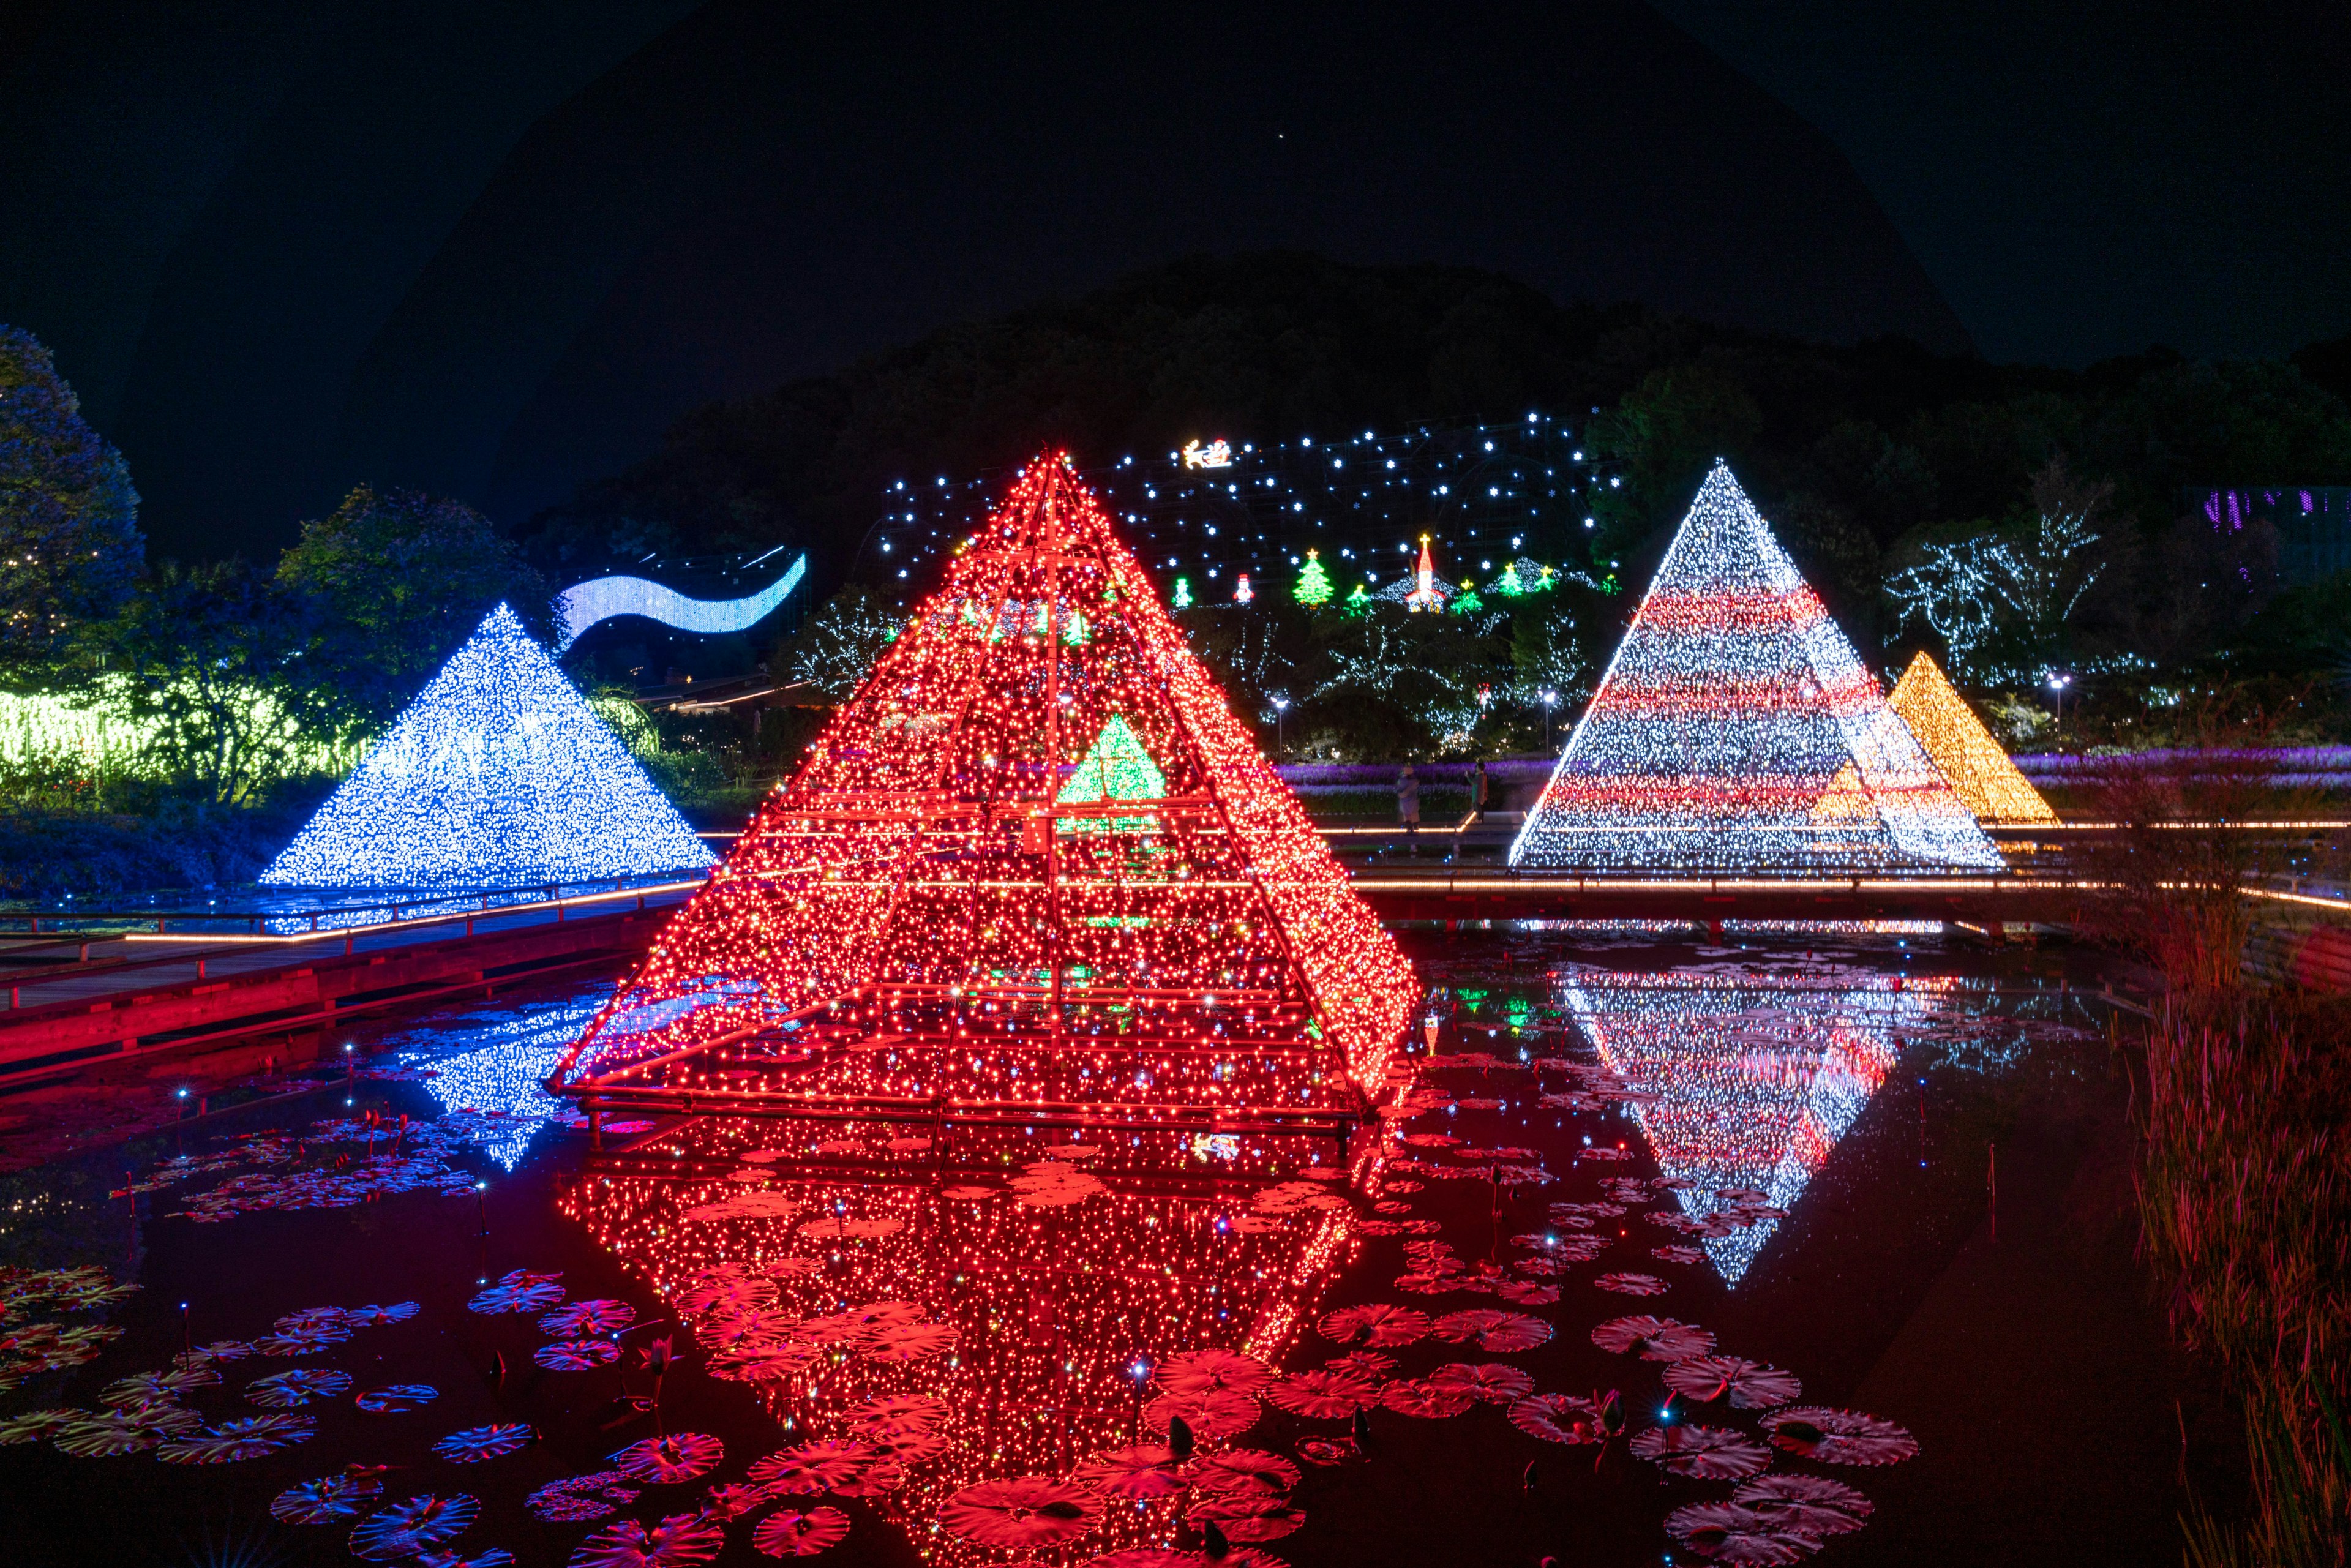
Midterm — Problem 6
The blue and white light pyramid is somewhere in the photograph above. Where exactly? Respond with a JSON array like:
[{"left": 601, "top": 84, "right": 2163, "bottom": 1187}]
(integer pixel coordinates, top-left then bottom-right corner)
[{"left": 261, "top": 604, "right": 716, "bottom": 890}]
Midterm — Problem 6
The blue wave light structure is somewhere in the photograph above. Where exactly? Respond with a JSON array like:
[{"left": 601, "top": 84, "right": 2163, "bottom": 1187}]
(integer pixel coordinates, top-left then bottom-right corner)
[
  {"left": 552, "top": 557, "right": 806, "bottom": 651},
  {"left": 261, "top": 604, "right": 716, "bottom": 890}
]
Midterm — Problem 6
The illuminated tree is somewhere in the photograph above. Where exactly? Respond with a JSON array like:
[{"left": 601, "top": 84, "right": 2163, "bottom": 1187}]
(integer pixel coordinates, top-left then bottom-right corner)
[
  {"left": 105, "top": 561, "right": 335, "bottom": 804},
  {"left": 787, "top": 585, "right": 905, "bottom": 699},
  {"left": 1292, "top": 549, "right": 1332, "bottom": 607},
  {"left": 1882, "top": 460, "right": 2117, "bottom": 684},
  {"left": 277, "top": 484, "right": 546, "bottom": 724},
  {"left": 560, "top": 456, "right": 1417, "bottom": 1122},
  {"left": 0, "top": 326, "right": 143, "bottom": 682},
  {"left": 1511, "top": 465, "right": 2002, "bottom": 872},
  {"left": 1171, "top": 576, "right": 1193, "bottom": 610}
]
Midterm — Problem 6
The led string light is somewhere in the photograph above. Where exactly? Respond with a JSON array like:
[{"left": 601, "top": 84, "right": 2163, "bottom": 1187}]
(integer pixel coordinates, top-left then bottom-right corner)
[
  {"left": 1885, "top": 651, "right": 2058, "bottom": 826},
  {"left": 1557, "top": 965, "right": 1949, "bottom": 1283},
  {"left": 1510, "top": 466, "right": 2006, "bottom": 873},
  {"left": 557, "top": 1117, "right": 1358, "bottom": 1568},
  {"left": 557, "top": 457, "right": 1419, "bottom": 1124},
  {"left": 261, "top": 604, "right": 715, "bottom": 890}
]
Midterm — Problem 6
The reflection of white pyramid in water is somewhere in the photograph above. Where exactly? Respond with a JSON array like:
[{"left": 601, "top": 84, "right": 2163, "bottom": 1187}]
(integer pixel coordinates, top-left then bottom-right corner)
[
  {"left": 261, "top": 604, "right": 715, "bottom": 890},
  {"left": 1559, "top": 966, "right": 1943, "bottom": 1283},
  {"left": 1510, "top": 465, "right": 2003, "bottom": 871}
]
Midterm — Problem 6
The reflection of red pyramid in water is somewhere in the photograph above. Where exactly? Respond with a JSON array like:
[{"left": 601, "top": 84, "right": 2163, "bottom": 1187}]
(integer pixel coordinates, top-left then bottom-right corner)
[
  {"left": 557, "top": 455, "right": 1416, "bottom": 1128},
  {"left": 1510, "top": 465, "right": 2003, "bottom": 871},
  {"left": 561, "top": 1122, "right": 1347, "bottom": 1568},
  {"left": 1558, "top": 965, "right": 1945, "bottom": 1283}
]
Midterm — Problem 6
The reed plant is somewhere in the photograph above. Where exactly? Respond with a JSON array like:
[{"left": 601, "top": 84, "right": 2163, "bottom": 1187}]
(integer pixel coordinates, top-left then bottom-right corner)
[
  {"left": 2077, "top": 703, "right": 2351, "bottom": 1561},
  {"left": 2138, "top": 994, "right": 2351, "bottom": 1564}
]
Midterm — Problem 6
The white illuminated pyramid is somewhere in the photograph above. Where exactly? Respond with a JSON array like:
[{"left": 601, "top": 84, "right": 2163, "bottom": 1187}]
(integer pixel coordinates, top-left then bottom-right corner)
[
  {"left": 1510, "top": 465, "right": 2003, "bottom": 872},
  {"left": 261, "top": 604, "right": 715, "bottom": 890}
]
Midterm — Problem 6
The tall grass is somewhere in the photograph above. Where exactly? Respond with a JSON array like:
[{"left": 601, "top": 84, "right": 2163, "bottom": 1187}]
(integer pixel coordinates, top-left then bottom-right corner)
[
  {"left": 2138, "top": 994, "right": 2351, "bottom": 1564},
  {"left": 2078, "top": 704, "right": 2351, "bottom": 1562}
]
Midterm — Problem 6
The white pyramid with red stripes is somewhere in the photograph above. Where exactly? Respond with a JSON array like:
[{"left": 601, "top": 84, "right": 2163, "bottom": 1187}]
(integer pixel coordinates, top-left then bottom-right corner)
[{"left": 1510, "top": 465, "right": 2001, "bottom": 871}]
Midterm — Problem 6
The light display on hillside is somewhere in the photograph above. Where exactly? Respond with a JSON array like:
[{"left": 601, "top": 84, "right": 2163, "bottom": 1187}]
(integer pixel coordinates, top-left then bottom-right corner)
[
  {"left": 560, "top": 1119, "right": 1349, "bottom": 1568},
  {"left": 860, "top": 416, "right": 1613, "bottom": 607},
  {"left": 553, "top": 456, "right": 1418, "bottom": 1127},
  {"left": 1509, "top": 465, "right": 2005, "bottom": 872},
  {"left": 261, "top": 604, "right": 714, "bottom": 890},
  {"left": 1558, "top": 964, "right": 1946, "bottom": 1283},
  {"left": 1886, "top": 651, "right": 2058, "bottom": 825}
]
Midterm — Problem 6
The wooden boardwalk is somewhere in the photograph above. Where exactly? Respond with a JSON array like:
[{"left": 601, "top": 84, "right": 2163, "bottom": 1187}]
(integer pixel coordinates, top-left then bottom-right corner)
[{"left": 0, "top": 883, "right": 694, "bottom": 1086}]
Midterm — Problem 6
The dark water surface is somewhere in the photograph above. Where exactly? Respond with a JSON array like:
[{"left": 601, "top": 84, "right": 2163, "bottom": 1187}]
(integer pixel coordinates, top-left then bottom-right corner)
[{"left": 0, "top": 924, "right": 2230, "bottom": 1568}]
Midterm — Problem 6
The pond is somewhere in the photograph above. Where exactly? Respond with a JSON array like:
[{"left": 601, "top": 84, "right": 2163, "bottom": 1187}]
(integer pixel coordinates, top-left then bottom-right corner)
[{"left": 0, "top": 923, "right": 2232, "bottom": 1567}]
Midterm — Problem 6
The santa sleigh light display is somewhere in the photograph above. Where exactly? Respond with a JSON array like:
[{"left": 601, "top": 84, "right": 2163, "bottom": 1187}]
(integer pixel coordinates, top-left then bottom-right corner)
[{"left": 550, "top": 455, "right": 1417, "bottom": 1135}]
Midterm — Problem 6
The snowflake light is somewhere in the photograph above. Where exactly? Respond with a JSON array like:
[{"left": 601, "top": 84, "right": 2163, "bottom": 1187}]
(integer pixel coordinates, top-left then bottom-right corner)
[
  {"left": 555, "top": 456, "right": 1417, "bottom": 1126},
  {"left": 1886, "top": 651, "right": 2057, "bottom": 825},
  {"left": 1510, "top": 465, "right": 2004, "bottom": 872},
  {"left": 261, "top": 604, "right": 714, "bottom": 889}
]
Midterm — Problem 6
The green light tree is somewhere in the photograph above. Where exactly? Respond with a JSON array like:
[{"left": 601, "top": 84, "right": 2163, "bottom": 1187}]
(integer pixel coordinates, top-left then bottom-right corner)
[{"left": 1294, "top": 549, "right": 1333, "bottom": 607}]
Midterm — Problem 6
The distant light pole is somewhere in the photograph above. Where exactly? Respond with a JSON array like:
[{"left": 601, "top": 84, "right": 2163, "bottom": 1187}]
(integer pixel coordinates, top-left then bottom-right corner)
[
  {"left": 1270, "top": 695, "right": 1290, "bottom": 755},
  {"left": 2045, "top": 672, "right": 2072, "bottom": 748},
  {"left": 1539, "top": 688, "right": 1561, "bottom": 751}
]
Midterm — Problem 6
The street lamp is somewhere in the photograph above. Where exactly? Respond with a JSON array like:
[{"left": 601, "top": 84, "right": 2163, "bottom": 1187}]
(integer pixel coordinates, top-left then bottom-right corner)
[
  {"left": 1270, "top": 694, "right": 1289, "bottom": 755},
  {"left": 2045, "top": 672, "right": 2072, "bottom": 748},
  {"left": 1539, "top": 688, "right": 1560, "bottom": 751}
]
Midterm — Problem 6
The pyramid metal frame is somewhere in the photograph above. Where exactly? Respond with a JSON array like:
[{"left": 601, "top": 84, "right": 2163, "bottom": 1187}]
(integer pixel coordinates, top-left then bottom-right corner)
[
  {"left": 551, "top": 456, "right": 1417, "bottom": 1134},
  {"left": 1509, "top": 465, "right": 2006, "bottom": 874}
]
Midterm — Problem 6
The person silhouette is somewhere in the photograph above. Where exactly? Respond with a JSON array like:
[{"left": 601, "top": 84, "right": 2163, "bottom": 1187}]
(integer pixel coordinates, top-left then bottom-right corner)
[{"left": 1395, "top": 765, "right": 1421, "bottom": 857}]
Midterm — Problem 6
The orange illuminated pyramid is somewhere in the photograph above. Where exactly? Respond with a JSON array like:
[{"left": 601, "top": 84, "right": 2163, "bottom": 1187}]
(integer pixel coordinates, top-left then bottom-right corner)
[
  {"left": 555, "top": 456, "right": 1417, "bottom": 1130},
  {"left": 1888, "top": 651, "right": 2057, "bottom": 825}
]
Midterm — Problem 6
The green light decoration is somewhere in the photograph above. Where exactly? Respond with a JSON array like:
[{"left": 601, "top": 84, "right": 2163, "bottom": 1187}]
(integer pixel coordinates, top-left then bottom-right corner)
[
  {"left": 1171, "top": 577, "right": 1193, "bottom": 610},
  {"left": 1450, "top": 580, "right": 1485, "bottom": 615},
  {"left": 1056, "top": 715, "right": 1168, "bottom": 834},
  {"left": 1293, "top": 548, "right": 1333, "bottom": 607},
  {"left": 1493, "top": 560, "right": 1525, "bottom": 596},
  {"left": 1062, "top": 607, "right": 1092, "bottom": 645},
  {"left": 1344, "top": 582, "right": 1372, "bottom": 615}
]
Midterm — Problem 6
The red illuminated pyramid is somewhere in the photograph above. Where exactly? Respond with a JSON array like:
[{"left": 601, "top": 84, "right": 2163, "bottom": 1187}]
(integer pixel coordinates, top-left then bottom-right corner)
[{"left": 556, "top": 456, "right": 1418, "bottom": 1129}]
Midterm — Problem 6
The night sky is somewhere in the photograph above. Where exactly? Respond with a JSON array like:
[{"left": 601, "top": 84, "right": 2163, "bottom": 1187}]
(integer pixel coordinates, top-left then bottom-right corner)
[{"left": 3, "top": 1, "right": 2345, "bottom": 561}]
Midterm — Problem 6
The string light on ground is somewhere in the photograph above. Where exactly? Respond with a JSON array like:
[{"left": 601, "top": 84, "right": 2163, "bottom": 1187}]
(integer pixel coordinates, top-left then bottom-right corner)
[
  {"left": 555, "top": 456, "right": 1419, "bottom": 1127},
  {"left": 261, "top": 604, "right": 715, "bottom": 890},
  {"left": 1510, "top": 465, "right": 2005, "bottom": 873}
]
